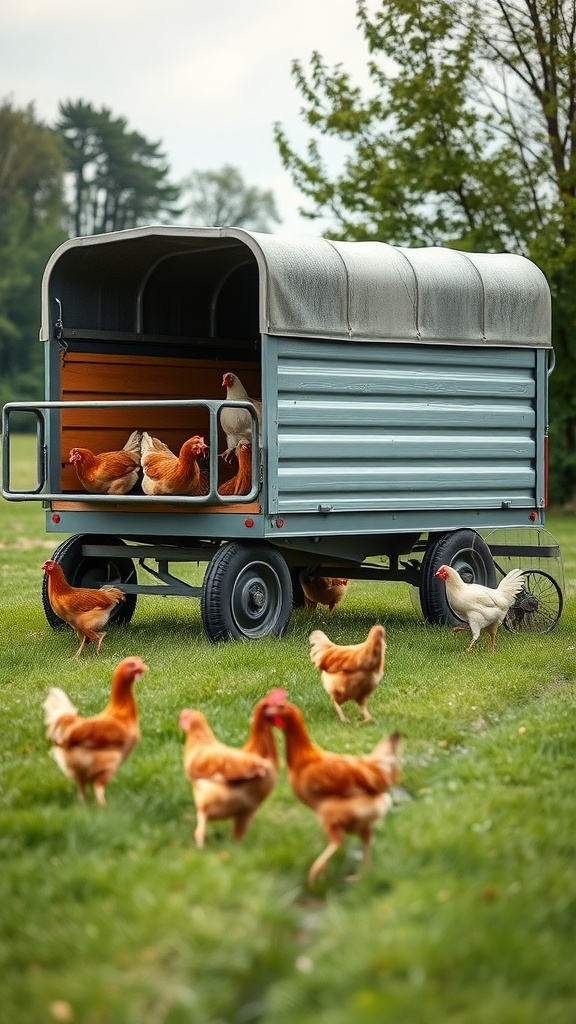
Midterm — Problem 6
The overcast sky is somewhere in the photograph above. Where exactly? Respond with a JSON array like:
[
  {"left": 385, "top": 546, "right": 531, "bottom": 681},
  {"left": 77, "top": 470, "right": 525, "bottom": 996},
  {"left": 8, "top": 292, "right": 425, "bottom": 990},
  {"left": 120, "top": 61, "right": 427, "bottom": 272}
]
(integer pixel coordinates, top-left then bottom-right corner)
[{"left": 1, "top": 0, "right": 375, "bottom": 234}]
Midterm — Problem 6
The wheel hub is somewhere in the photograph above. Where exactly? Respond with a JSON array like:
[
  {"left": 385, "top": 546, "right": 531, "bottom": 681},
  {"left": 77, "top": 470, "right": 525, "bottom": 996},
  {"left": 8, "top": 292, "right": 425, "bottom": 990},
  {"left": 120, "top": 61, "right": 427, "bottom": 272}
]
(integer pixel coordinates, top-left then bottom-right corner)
[
  {"left": 248, "top": 584, "right": 266, "bottom": 611},
  {"left": 230, "top": 562, "right": 280, "bottom": 634}
]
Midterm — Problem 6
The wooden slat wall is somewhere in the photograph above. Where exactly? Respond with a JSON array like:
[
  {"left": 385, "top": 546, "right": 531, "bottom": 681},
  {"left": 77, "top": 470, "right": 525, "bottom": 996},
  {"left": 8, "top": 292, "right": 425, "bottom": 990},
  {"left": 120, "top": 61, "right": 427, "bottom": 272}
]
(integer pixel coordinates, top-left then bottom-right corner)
[{"left": 59, "top": 351, "right": 261, "bottom": 499}]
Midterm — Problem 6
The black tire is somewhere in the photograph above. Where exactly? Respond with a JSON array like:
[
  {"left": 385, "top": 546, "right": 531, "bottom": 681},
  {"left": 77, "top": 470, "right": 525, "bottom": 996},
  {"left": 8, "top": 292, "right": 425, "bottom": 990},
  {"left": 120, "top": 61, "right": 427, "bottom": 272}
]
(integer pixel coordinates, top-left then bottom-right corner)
[
  {"left": 42, "top": 533, "right": 137, "bottom": 630},
  {"left": 419, "top": 529, "right": 496, "bottom": 626},
  {"left": 503, "top": 569, "right": 563, "bottom": 634},
  {"left": 201, "top": 541, "right": 293, "bottom": 642}
]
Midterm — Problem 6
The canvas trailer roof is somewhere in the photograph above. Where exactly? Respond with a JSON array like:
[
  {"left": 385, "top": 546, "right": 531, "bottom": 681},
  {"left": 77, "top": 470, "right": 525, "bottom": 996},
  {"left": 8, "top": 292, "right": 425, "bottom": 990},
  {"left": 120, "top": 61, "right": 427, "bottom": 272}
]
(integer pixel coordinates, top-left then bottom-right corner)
[{"left": 41, "top": 225, "right": 551, "bottom": 349}]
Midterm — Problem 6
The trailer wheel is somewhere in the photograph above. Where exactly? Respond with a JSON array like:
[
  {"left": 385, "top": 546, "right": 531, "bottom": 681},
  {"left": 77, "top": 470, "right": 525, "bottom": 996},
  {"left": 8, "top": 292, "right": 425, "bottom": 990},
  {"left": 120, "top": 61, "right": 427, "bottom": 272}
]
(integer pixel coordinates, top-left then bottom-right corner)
[
  {"left": 201, "top": 541, "right": 293, "bottom": 642},
  {"left": 503, "top": 569, "right": 563, "bottom": 634},
  {"left": 419, "top": 529, "right": 496, "bottom": 626},
  {"left": 42, "top": 534, "right": 137, "bottom": 630}
]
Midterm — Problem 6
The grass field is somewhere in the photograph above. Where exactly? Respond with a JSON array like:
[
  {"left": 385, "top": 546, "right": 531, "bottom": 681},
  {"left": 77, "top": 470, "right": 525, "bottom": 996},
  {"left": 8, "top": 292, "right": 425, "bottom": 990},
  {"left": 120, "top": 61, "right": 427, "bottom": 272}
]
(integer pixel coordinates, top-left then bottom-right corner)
[{"left": 1, "top": 435, "right": 575, "bottom": 1023}]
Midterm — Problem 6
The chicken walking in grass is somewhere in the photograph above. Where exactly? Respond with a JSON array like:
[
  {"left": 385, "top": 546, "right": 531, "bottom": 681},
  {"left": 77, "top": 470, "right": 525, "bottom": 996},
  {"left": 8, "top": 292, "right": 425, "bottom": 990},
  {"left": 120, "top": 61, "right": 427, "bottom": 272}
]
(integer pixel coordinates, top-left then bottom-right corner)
[
  {"left": 43, "top": 656, "right": 147, "bottom": 806},
  {"left": 220, "top": 372, "right": 262, "bottom": 461},
  {"left": 299, "top": 572, "right": 350, "bottom": 612},
  {"left": 140, "top": 432, "right": 209, "bottom": 496},
  {"left": 69, "top": 429, "right": 142, "bottom": 494},
  {"left": 309, "top": 624, "right": 386, "bottom": 723},
  {"left": 434, "top": 564, "right": 525, "bottom": 653},
  {"left": 179, "top": 689, "right": 285, "bottom": 848},
  {"left": 264, "top": 694, "right": 401, "bottom": 884},
  {"left": 42, "top": 559, "right": 126, "bottom": 658}
]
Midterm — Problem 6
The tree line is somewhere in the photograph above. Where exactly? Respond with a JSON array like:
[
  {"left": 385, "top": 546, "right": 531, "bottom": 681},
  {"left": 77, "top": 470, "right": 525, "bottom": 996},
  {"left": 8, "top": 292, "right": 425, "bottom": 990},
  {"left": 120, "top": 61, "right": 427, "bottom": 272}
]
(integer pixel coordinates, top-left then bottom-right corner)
[
  {"left": 2, "top": 0, "right": 576, "bottom": 502},
  {"left": 0, "top": 98, "right": 280, "bottom": 414},
  {"left": 275, "top": 0, "right": 576, "bottom": 504}
]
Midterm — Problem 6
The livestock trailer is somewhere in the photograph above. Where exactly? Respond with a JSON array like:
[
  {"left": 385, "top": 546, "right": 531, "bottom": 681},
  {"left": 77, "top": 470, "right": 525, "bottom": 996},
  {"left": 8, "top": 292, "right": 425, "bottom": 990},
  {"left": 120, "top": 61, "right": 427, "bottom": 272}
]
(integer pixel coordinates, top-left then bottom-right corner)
[{"left": 1, "top": 226, "right": 564, "bottom": 641}]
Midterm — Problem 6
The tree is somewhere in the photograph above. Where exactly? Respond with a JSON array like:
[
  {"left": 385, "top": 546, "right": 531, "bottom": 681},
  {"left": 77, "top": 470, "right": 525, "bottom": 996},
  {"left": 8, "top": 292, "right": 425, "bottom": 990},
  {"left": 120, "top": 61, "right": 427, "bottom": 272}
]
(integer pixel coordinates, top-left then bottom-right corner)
[
  {"left": 275, "top": 0, "right": 576, "bottom": 502},
  {"left": 181, "top": 165, "right": 281, "bottom": 231},
  {"left": 56, "top": 100, "right": 181, "bottom": 236},
  {"left": 0, "top": 99, "right": 66, "bottom": 410}
]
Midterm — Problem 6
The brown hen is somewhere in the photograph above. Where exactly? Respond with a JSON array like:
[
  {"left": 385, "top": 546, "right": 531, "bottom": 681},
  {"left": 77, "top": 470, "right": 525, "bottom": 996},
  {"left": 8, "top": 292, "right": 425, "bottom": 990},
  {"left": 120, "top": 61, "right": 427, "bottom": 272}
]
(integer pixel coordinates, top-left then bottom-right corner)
[
  {"left": 43, "top": 656, "right": 147, "bottom": 806},
  {"left": 309, "top": 624, "right": 386, "bottom": 723},
  {"left": 140, "top": 432, "right": 208, "bottom": 496},
  {"left": 69, "top": 429, "right": 141, "bottom": 494},
  {"left": 299, "top": 573, "right": 350, "bottom": 612},
  {"left": 179, "top": 689, "right": 285, "bottom": 847},
  {"left": 42, "top": 559, "right": 125, "bottom": 658},
  {"left": 265, "top": 695, "right": 400, "bottom": 883},
  {"left": 218, "top": 439, "right": 253, "bottom": 496}
]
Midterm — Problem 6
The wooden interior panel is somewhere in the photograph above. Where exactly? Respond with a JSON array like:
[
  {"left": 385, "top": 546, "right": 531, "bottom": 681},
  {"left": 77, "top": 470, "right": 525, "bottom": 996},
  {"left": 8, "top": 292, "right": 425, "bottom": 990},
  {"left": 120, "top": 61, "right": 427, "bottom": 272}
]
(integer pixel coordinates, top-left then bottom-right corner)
[
  {"left": 51, "top": 499, "right": 261, "bottom": 515},
  {"left": 59, "top": 350, "right": 261, "bottom": 506}
]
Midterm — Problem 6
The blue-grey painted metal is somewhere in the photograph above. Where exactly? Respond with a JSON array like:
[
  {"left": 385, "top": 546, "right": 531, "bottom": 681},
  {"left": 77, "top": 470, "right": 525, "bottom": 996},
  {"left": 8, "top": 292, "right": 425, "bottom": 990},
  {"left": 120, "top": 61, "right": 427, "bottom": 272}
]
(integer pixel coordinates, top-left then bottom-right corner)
[
  {"left": 268, "top": 338, "right": 543, "bottom": 517},
  {"left": 1, "top": 399, "right": 259, "bottom": 504}
]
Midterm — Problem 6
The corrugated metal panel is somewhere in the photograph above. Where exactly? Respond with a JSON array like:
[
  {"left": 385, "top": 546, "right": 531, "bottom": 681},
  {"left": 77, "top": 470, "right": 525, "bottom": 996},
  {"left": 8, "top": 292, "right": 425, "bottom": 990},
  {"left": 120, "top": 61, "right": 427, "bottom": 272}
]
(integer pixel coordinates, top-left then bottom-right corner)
[
  {"left": 254, "top": 233, "right": 551, "bottom": 347},
  {"left": 272, "top": 339, "right": 539, "bottom": 515},
  {"left": 41, "top": 227, "right": 552, "bottom": 348}
]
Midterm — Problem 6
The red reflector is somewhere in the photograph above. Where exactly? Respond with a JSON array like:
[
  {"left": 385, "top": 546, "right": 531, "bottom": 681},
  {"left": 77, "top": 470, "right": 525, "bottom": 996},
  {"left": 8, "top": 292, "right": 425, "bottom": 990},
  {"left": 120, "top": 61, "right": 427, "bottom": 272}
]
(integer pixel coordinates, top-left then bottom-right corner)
[
  {"left": 276, "top": 518, "right": 284, "bottom": 528},
  {"left": 245, "top": 518, "right": 254, "bottom": 528},
  {"left": 51, "top": 513, "right": 60, "bottom": 523},
  {"left": 529, "top": 511, "right": 537, "bottom": 522}
]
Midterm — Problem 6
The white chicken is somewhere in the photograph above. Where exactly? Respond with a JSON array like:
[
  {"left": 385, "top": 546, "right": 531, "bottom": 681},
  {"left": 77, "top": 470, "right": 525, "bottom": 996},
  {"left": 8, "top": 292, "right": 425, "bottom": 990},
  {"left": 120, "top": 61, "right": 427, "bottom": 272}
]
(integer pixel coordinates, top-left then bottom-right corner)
[
  {"left": 220, "top": 372, "right": 262, "bottom": 461},
  {"left": 434, "top": 564, "right": 525, "bottom": 653}
]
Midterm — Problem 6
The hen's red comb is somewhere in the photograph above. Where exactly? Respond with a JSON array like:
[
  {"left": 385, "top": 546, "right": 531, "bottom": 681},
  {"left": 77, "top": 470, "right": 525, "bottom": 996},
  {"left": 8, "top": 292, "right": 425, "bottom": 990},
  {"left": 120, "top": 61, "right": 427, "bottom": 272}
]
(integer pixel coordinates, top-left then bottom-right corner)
[{"left": 264, "top": 688, "right": 287, "bottom": 704}]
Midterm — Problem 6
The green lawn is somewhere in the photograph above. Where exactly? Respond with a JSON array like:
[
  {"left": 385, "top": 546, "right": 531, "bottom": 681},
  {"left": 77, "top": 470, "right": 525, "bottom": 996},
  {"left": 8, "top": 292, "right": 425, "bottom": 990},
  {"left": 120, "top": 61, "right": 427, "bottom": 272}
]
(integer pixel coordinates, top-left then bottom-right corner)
[{"left": 1, "top": 435, "right": 575, "bottom": 1024}]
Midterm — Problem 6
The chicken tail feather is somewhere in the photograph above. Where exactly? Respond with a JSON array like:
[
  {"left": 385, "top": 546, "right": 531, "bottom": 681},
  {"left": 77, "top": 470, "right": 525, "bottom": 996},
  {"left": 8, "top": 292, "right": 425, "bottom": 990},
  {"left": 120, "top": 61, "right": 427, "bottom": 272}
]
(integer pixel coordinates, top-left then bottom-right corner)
[
  {"left": 43, "top": 686, "right": 77, "bottom": 727},
  {"left": 123, "top": 429, "right": 143, "bottom": 460},
  {"left": 497, "top": 568, "right": 525, "bottom": 602},
  {"left": 308, "top": 630, "right": 332, "bottom": 667}
]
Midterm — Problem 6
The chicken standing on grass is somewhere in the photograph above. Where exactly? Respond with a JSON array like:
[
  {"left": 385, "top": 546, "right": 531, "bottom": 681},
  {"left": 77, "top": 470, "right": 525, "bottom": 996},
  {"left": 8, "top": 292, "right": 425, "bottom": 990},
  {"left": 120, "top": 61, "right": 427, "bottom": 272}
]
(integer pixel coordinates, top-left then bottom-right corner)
[
  {"left": 69, "top": 429, "right": 142, "bottom": 494},
  {"left": 42, "top": 560, "right": 125, "bottom": 658},
  {"left": 179, "top": 689, "right": 285, "bottom": 848},
  {"left": 220, "top": 372, "right": 262, "bottom": 461},
  {"left": 43, "top": 656, "right": 147, "bottom": 806},
  {"left": 264, "top": 694, "right": 401, "bottom": 884},
  {"left": 434, "top": 564, "right": 525, "bottom": 653},
  {"left": 140, "top": 432, "right": 209, "bottom": 496},
  {"left": 299, "top": 573, "right": 350, "bottom": 612},
  {"left": 309, "top": 624, "right": 386, "bottom": 724}
]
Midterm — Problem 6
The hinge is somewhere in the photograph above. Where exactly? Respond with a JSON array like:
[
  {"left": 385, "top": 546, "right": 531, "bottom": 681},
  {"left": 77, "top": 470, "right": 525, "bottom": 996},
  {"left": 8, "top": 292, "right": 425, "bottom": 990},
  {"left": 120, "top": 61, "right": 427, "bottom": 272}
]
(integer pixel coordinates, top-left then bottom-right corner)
[{"left": 54, "top": 298, "right": 67, "bottom": 360}]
